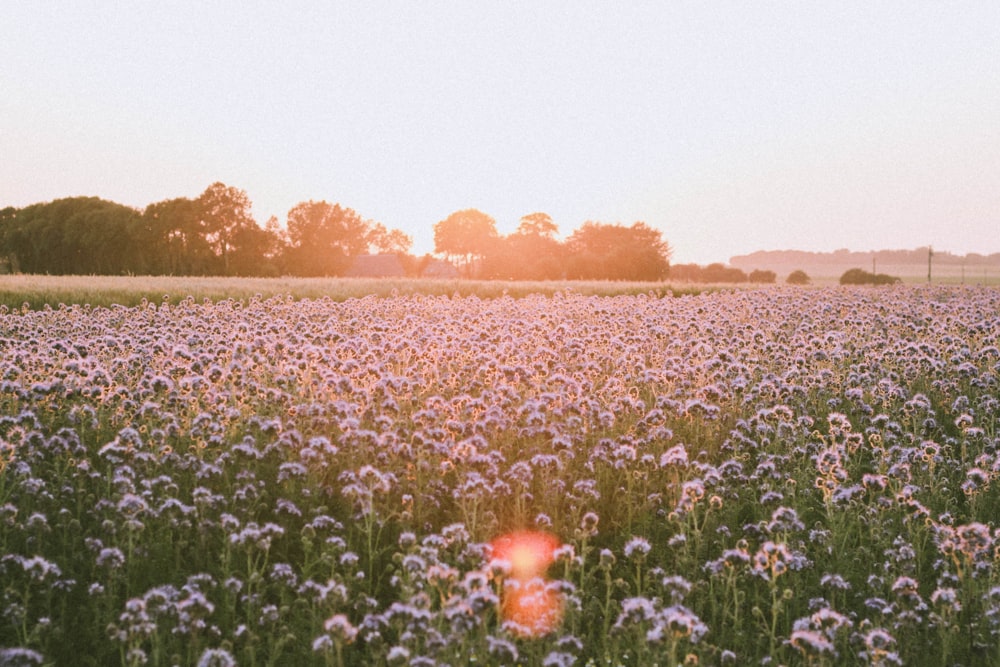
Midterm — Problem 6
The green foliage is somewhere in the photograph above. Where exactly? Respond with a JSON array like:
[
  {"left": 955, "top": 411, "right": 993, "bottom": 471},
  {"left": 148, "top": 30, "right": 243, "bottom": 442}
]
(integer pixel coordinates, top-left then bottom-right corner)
[
  {"left": 840, "top": 268, "right": 901, "bottom": 285},
  {"left": 2, "top": 198, "right": 141, "bottom": 275},
  {"left": 0, "top": 185, "right": 411, "bottom": 279},
  {"left": 2, "top": 287, "right": 999, "bottom": 664}
]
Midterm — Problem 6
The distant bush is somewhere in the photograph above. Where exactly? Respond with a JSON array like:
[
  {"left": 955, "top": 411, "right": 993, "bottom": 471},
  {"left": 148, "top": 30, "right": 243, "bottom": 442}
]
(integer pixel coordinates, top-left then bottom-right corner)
[
  {"left": 668, "top": 263, "right": 748, "bottom": 283},
  {"left": 840, "top": 268, "right": 900, "bottom": 285},
  {"left": 786, "top": 269, "right": 810, "bottom": 285},
  {"left": 748, "top": 269, "right": 777, "bottom": 284}
]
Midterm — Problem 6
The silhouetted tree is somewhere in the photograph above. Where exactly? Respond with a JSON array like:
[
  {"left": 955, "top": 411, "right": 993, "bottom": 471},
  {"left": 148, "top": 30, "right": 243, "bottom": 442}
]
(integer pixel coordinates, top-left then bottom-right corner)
[
  {"left": 197, "top": 182, "right": 263, "bottom": 275},
  {"left": 482, "top": 212, "right": 564, "bottom": 280},
  {"left": 0, "top": 207, "right": 17, "bottom": 272},
  {"left": 565, "top": 221, "right": 670, "bottom": 281},
  {"left": 257, "top": 216, "right": 288, "bottom": 275},
  {"left": 367, "top": 222, "right": 413, "bottom": 255},
  {"left": 284, "top": 200, "right": 371, "bottom": 276},
  {"left": 517, "top": 212, "right": 558, "bottom": 238},
  {"left": 511, "top": 212, "right": 563, "bottom": 279},
  {"left": 668, "top": 263, "right": 702, "bottom": 282},
  {"left": 0, "top": 186, "right": 415, "bottom": 276},
  {"left": 433, "top": 209, "right": 498, "bottom": 278},
  {"left": 140, "top": 197, "right": 215, "bottom": 275}
]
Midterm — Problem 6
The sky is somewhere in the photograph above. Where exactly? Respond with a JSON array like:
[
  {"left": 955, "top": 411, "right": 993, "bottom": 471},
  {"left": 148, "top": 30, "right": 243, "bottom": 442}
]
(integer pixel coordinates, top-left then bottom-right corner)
[{"left": 2, "top": 3, "right": 999, "bottom": 265}]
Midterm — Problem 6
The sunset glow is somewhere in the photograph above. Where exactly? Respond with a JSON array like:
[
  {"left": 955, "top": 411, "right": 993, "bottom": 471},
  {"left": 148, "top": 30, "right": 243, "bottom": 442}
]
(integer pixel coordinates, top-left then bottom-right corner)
[{"left": 3, "top": 4, "right": 999, "bottom": 264}]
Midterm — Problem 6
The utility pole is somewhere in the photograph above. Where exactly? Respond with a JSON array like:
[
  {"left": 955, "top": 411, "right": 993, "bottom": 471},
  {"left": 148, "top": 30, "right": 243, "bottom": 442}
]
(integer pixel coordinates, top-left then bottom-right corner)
[{"left": 927, "top": 246, "right": 933, "bottom": 284}]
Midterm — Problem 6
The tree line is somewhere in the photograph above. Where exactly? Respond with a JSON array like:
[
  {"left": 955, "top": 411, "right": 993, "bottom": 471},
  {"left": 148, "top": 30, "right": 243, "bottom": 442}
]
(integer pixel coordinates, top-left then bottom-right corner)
[
  {"left": 0, "top": 184, "right": 408, "bottom": 277},
  {"left": 0, "top": 184, "right": 676, "bottom": 281},
  {"left": 669, "top": 263, "right": 777, "bottom": 284},
  {"left": 432, "top": 209, "right": 671, "bottom": 281}
]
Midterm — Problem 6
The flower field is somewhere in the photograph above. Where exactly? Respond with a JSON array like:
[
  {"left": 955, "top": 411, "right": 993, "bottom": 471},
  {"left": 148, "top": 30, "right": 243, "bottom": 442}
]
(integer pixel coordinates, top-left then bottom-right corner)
[{"left": 2, "top": 286, "right": 999, "bottom": 666}]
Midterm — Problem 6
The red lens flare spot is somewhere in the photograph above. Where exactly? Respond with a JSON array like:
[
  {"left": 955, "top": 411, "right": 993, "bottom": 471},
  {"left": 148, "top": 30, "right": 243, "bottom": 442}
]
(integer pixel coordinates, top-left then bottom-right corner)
[
  {"left": 490, "top": 531, "right": 564, "bottom": 637},
  {"left": 490, "top": 530, "right": 560, "bottom": 579}
]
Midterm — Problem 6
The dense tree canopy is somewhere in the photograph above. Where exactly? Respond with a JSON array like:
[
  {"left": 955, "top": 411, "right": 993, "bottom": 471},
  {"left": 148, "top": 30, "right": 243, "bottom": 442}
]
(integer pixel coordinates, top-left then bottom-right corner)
[
  {"left": 197, "top": 182, "right": 263, "bottom": 276},
  {"left": 1, "top": 188, "right": 680, "bottom": 282},
  {"left": 748, "top": 269, "right": 777, "bottom": 284},
  {"left": 0, "top": 184, "right": 415, "bottom": 277},
  {"left": 2, "top": 197, "right": 140, "bottom": 275},
  {"left": 564, "top": 221, "right": 671, "bottom": 281},
  {"left": 285, "top": 200, "right": 369, "bottom": 276},
  {"left": 480, "top": 213, "right": 564, "bottom": 280},
  {"left": 433, "top": 209, "right": 498, "bottom": 277}
]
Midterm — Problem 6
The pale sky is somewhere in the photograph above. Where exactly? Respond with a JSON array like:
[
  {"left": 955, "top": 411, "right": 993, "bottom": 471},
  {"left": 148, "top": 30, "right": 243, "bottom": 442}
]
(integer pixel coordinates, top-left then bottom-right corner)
[{"left": 3, "top": 2, "right": 999, "bottom": 264}]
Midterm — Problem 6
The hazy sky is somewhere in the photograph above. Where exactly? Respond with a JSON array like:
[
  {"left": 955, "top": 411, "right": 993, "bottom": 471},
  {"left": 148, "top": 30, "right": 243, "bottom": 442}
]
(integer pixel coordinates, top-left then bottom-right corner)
[{"left": 3, "top": 3, "right": 999, "bottom": 264}]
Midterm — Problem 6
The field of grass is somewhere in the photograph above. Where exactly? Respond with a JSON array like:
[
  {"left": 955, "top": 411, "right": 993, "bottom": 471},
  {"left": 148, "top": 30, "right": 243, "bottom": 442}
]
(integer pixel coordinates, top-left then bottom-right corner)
[
  {"left": 0, "top": 275, "right": 704, "bottom": 311},
  {"left": 2, "top": 284, "right": 1000, "bottom": 665}
]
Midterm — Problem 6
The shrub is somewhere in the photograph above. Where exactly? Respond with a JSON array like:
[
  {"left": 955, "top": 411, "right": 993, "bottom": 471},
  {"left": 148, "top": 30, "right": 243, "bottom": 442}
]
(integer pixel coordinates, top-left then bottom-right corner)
[
  {"left": 786, "top": 270, "right": 810, "bottom": 285},
  {"left": 840, "top": 268, "right": 900, "bottom": 285},
  {"left": 748, "top": 269, "right": 777, "bottom": 284}
]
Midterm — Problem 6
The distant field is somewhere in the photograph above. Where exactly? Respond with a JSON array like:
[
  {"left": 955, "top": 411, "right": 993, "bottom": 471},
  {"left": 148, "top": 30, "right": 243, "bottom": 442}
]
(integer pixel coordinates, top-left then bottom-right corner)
[
  {"left": 0, "top": 275, "right": 708, "bottom": 310},
  {"left": 4, "top": 272, "right": 994, "bottom": 311},
  {"left": 737, "top": 262, "right": 1000, "bottom": 286}
]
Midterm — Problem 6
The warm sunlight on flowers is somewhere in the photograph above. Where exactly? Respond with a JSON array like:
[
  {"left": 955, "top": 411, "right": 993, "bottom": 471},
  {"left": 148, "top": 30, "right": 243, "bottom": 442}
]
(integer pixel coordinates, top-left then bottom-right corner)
[{"left": 5, "top": 287, "right": 1000, "bottom": 664}]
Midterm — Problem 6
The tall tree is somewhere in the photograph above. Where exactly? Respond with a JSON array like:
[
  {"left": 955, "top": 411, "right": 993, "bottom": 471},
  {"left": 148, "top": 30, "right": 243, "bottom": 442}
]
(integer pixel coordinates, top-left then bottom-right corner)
[
  {"left": 140, "top": 197, "right": 214, "bottom": 275},
  {"left": 433, "top": 209, "right": 498, "bottom": 277},
  {"left": 367, "top": 222, "right": 413, "bottom": 255},
  {"left": 516, "top": 212, "right": 558, "bottom": 238},
  {"left": 196, "top": 182, "right": 260, "bottom": 275},
  {"left": 482, "top": 212, "right": 563, "bottom": 280},
  {"left": 258, "top": 215, "right": 288, "bottom": 274},
  {"left": 0, "top": 207, "right": 17, "bottom": 272},
  {"left": 565, "top": 221, "right": 671, "bottom": 281},
  {"left": 284, "top": 200, "right": 371, "bottom": 276}
]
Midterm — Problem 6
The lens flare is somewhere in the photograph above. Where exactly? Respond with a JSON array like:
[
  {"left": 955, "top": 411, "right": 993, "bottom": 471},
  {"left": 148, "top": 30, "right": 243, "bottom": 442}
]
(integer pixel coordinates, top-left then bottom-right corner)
[
  {"left": 490, "top": 530, "right": 559, "bottom": 579},
  {"left": 490, "top": 531, "right": 564, "bottom": 637},
  {"left": 502, "top": 578, "right": 564, "bottom": 638}
]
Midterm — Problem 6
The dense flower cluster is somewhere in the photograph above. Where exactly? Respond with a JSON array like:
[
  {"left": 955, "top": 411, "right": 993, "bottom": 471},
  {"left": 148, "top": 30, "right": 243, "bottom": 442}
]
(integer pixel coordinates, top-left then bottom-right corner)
[{"left": 1, "top": 286, "right": 999, "bottom": 664}]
